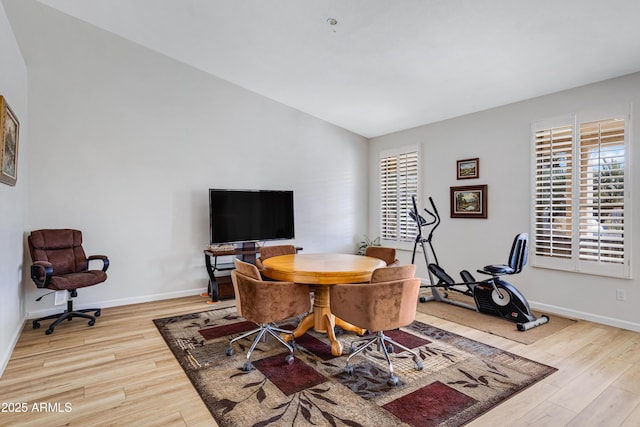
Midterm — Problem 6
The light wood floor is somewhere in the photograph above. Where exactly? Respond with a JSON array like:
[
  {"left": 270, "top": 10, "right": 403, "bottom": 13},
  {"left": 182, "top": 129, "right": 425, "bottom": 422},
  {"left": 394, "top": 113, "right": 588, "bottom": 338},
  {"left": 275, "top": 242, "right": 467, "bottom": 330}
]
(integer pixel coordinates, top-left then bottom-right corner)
[{"left": 1, "top": 294, "right": 639, "bottom": 427}]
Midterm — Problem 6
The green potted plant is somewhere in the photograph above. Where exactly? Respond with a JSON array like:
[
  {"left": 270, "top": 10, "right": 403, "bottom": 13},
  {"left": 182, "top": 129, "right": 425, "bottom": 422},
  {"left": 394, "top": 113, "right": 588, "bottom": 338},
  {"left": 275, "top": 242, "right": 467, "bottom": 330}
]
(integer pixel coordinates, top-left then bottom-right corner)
[{"left": 357, "top": 235, "right": 380, "bottom": 255}]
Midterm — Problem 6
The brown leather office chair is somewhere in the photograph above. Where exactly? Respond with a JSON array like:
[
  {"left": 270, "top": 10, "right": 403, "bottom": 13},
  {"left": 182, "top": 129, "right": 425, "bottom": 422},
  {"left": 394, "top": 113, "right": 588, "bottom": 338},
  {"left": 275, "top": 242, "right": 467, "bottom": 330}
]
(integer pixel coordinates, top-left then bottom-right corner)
[
  {"left": 330, "top": 264, "right": 422, "bottom": 386},
  {"left": 227, "top": 259, "right": 311, "bottom": 371},
  {"left": 255, "top": 244, "right": 297, "bottom": 270},
  {"left": 28, "top": 229, "right": 109, "bottom": 335},
  {"left": 364, "top": 246, "right": 399, "bottom": 266}
]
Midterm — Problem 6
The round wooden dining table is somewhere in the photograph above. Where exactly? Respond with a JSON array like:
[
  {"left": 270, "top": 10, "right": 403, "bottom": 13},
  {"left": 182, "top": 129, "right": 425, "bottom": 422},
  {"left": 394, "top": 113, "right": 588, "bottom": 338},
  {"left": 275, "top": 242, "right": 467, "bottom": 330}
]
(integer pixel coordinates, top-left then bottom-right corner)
[{"left": 261, "top": 253, "right": 386, "bottom": 356}]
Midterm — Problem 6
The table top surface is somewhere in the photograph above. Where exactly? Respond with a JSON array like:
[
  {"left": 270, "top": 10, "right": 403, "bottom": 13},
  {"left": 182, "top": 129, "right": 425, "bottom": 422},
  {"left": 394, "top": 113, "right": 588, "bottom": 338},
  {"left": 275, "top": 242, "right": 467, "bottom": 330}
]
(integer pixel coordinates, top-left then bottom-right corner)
[{"left": 261, "top": 253, "right": 386, "bottom": 285}]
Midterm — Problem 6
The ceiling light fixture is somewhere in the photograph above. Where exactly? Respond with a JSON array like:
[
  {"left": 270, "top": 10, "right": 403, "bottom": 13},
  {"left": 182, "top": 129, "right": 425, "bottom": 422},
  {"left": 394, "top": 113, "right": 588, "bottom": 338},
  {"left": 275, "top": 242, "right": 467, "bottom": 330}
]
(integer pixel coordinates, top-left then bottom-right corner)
[{"left": 327, "top": 17, "right": 338, "bottom": 32}]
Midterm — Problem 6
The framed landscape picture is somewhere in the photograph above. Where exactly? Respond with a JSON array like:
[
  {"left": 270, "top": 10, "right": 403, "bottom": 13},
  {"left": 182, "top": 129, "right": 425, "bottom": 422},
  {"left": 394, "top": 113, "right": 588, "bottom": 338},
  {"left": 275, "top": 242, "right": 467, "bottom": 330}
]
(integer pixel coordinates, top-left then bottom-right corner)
[
  {"left": 456, "top": 157, "right": 479, "bottom": 180},
  {"left": 450, "top": 185, "right": 487, "bottom": 218},
  {"left": 0, "top": 96, "right": 19, "bottom": 186}
]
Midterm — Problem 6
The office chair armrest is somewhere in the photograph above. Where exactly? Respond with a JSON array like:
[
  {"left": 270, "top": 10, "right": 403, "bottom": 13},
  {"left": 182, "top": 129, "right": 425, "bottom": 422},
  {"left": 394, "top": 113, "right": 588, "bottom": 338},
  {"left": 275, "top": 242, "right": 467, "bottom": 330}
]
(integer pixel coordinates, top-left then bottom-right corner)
[
  {"left": 30, "top": 261, "right": 53, "bottom": 288},
  {"left": 88, "top": 255, "right": 110, "bottom": 272}
]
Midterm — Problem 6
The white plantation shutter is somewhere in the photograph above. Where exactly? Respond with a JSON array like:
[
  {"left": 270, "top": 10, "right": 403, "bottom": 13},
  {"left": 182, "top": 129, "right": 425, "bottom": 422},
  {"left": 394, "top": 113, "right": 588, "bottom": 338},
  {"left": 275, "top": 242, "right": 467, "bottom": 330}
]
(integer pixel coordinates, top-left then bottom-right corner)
[
  {"left": 380, "top": 155, "right": 399, "bottom": 239},
  {"left": 531, "top": 107, "right": 630, "bottom": 278},
  {"left": 380, "top": 148, "right": 419, "bottom": 242},
  {"left": 578, "top": 118, "right": 626, "bottom": 268},
  {"left": 534, "top": 124, "right": 573, "bottom": 262}
]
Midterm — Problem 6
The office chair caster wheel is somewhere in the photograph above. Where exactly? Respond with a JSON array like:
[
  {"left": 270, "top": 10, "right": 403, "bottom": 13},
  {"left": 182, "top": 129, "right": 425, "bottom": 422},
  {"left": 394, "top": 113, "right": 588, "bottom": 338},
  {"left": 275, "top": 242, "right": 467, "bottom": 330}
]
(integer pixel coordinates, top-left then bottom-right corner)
[
  {"left": 88, "top": 320, "right": 95, "bottom": 327},
  {"left": 419, "top": 296, "right": 427, "bottom": 303},
  {"left": 226, "top": 348, "right": 233, "bottom": 356},
  {"left": 386, "top": 344, "right": 394, "bottom": 353},
  {"left": 285, "top": 355, "right": 294, "bottom": 365},
  {"left": 387, "top": 376, "right": 399, "bottom": 386},
  {"left": 45, "top": 328, "right": 54, "bottom": 335},
  {"left": 345, "top": 365, "right": 354, "bottom": 375},
  {"left": 415, "top": 360, "right": 423, "bottom": 370},
  {"left": 33, "top": 321, "right": 40, "bottom": 329},
  {"left": 242, "top": 362, "right": 252, "bottom": 372},
  {"left": 95, "top": 309, "right": 101, "bottom": 317}
]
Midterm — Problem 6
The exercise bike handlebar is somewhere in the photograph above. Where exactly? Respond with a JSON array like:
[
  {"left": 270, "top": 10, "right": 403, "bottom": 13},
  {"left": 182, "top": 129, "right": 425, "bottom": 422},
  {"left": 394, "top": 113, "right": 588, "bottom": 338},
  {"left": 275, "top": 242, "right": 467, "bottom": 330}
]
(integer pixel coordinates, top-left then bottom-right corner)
[
  {"left": 410, "top": 195, "right": 427, "bottom": 227},
  {"left": 410, "top": 195, "right": 438, "bottom": 226},
  {"left": 424, "top": 197, "right": 440, "bottom": 242}
]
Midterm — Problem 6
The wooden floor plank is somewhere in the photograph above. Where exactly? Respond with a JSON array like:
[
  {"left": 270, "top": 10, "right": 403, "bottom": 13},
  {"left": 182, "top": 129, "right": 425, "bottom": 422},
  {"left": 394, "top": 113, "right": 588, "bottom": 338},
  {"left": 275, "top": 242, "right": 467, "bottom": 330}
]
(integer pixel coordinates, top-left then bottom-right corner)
[
  {"left": 510, "top": 399, "right": 577, "bottom": 427},
  {"left": 467, "top": 380, "right": 562, "bottom": 427},
  {"left": 550, "top": 355, "right": 631, "bottom": 413},
  {"left": 566, "top": 386, "right": 640, "bottom": 427},
  {"left": 621, "top": 403, "right": 640, "bottom": 427}
]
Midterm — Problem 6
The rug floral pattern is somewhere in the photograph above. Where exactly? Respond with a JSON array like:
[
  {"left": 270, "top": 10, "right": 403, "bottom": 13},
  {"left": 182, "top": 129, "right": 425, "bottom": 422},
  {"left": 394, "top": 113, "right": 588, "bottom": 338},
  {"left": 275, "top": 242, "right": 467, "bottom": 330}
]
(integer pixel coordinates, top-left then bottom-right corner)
[{"left": 153, "top": 307, "right": 556, "bottom": 427}]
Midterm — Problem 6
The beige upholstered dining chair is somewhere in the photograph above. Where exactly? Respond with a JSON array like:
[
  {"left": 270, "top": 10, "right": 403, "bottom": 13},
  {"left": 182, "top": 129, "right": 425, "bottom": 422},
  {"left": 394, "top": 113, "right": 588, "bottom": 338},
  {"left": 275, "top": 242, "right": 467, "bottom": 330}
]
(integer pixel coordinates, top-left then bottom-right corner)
[
  {"left": 255, "top": 244, "right": 297, "bottom": 270},
  {"left": 227, "top": 259, "right": 311, "bottom": 371},
  {"left": 330, "top": 264, "right": 422, "bottom": 386},
  {"left": 364, "top": 246, "right": 399, "bottom": 266}
]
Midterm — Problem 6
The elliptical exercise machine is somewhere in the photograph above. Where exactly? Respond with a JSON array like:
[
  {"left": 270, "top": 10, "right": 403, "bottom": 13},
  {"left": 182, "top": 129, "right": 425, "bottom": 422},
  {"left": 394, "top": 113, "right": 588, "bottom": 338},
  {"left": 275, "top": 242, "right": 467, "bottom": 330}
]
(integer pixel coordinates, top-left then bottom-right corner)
[{"left": 410, "top": 195, "right": 549, "bottom": 331}]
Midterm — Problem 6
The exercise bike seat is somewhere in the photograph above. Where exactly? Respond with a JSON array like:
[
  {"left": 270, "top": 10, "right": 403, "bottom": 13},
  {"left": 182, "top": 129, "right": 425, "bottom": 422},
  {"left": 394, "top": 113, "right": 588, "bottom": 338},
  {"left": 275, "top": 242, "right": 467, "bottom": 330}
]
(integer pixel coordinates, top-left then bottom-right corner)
[
  {"left": 478, "top": 233, "right": 529, "bottom": 276},
  {"left": 479, "top": 264, "right": 516, "bottom": 275}
]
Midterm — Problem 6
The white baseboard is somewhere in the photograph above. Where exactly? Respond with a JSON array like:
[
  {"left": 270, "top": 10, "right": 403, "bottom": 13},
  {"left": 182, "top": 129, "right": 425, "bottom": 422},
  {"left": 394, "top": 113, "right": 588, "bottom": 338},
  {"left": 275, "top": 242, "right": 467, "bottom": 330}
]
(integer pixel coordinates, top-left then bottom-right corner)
[
  {"left": 0, "top": 313, "right": 27, "bottom": 378},
  {"left": 26, "top": 287, "right": 209, "bottom": 319},
  {"left": 529, "top": 301, "right": 640, "bottom": 333}
]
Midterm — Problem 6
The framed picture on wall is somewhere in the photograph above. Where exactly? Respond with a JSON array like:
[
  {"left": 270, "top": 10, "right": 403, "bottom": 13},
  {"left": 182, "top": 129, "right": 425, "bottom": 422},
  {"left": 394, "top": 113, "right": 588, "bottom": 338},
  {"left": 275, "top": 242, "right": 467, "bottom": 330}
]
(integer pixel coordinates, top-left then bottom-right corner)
[
  {"left": 0, "top": 96, "right": 20, "bottom": 186},
  {"left": 456, "top": 157, "right": 479, "bottom": 180},
  {"left": 450, "top": 185, "right": 487, "bottom": 218}
]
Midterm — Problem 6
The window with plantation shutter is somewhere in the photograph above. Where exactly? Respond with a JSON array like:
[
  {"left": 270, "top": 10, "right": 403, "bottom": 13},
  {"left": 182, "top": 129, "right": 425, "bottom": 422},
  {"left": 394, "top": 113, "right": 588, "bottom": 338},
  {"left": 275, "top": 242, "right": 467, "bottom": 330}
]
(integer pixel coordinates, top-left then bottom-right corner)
[
  {"left": 531, "top": 106, "right": 630, "bottom": 278},
  {"left": 380, "top": 148, "right": 419, "bottom": 243},
  {"left": 578, "top": 118, "right": 626, "bottom": 267},
  {"left": 534, "top": 124, "right": 574, "bottom": 261}
]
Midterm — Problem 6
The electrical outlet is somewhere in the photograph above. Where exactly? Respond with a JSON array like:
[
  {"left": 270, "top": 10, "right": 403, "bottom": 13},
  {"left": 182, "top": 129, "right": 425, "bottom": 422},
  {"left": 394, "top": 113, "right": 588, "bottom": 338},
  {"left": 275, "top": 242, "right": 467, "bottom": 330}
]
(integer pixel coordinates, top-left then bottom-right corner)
[{"left": 616, "top": 289, "right": 627, "bottom": 301}]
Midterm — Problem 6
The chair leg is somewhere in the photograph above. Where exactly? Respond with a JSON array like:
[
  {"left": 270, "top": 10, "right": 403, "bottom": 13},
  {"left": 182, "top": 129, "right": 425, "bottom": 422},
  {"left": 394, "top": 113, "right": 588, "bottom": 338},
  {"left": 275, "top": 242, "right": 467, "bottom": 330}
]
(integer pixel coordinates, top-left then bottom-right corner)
[
  {"left": 32, "top": 299, "right": 101, "bottom": 335},
  {"left": 244, "top": 328, "right": 268, "bottom": 366},
  {"left": 345, "top": 334, "right": 379, "bottom": 374},
  {"left": 344, "top": 331, "right": 423, "bottom": 386},
  {"left": 381, "top": 333, "right": 422, "bottom": 361},
  {"left": 228, "top": 326, "right": 263, "bottom": 348},
  {"left": 378, "top": 335, "right": 399, "bottom": 386},
  {"left": 45, "top": 312, "right": 95, "bottom": 335},
  {"left": 226, "top": 324, "right": 296, "bottom": 371},
  {"left": 265, "top": 326, "right": 295, "bottom": 354},
  {"left": 349, "top": 334, "right": 378, "bottom": 353},
  {"left": 381, "top": 332, "right": 424, "bottom": 374}
]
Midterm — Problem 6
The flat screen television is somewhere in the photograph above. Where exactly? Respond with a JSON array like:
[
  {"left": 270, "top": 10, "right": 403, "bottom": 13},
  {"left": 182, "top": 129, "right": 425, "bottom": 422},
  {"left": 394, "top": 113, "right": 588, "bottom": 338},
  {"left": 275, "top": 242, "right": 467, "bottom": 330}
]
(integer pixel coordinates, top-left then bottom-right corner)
[{"left": 209, "top": 189, "right": 295, "bottom": 245}]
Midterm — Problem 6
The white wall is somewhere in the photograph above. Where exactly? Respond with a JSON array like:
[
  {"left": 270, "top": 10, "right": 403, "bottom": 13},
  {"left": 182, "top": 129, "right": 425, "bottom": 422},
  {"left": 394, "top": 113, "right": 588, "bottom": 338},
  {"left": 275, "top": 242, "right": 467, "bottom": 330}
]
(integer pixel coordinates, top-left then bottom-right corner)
[
  {"left": 370, "top": 72, "right": 640, "bottom": 331},
  {"left": 5, "top": 3, "right": 369, "bottom": 332},
  {"left": 0, "top": 1, "right": 28, "bottom": 374}
]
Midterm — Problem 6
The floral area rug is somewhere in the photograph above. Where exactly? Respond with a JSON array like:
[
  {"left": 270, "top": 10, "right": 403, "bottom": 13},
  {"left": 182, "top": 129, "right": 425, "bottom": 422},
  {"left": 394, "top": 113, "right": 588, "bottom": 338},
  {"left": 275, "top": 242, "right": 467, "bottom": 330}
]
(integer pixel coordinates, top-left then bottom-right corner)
[{"left": 153, "top": 307, "right": 556, "bottom": 427}]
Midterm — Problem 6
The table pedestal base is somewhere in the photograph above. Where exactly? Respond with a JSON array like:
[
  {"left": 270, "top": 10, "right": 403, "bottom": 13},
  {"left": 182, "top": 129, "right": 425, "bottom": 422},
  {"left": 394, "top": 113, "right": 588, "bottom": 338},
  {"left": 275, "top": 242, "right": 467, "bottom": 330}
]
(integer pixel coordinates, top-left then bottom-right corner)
[{"left": 284, "top": 285, "right": 366, "bottom": 356}]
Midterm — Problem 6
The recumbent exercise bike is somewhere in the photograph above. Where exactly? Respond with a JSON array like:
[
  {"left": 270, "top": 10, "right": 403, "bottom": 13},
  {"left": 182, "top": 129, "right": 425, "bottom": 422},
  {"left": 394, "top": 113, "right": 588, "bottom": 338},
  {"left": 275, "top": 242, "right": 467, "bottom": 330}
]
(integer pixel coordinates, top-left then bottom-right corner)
[{"left": 409, "top": 195, "right": 549, "bottom": 331}]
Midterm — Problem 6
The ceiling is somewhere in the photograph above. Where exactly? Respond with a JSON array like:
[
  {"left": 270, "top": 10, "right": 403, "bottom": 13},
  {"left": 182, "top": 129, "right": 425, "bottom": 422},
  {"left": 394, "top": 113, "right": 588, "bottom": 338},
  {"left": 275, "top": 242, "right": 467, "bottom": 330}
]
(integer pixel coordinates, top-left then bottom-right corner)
[{"left": 13, "top": 1, "right": 640, "bottom": 137}]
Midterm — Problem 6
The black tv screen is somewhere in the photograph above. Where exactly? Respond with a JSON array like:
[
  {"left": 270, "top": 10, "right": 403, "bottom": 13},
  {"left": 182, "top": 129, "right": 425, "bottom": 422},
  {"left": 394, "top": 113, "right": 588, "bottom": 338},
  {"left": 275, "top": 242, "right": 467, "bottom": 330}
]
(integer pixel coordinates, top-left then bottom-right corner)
[{"left": 209, "top": 189, "right": 295, "bottom": 244}]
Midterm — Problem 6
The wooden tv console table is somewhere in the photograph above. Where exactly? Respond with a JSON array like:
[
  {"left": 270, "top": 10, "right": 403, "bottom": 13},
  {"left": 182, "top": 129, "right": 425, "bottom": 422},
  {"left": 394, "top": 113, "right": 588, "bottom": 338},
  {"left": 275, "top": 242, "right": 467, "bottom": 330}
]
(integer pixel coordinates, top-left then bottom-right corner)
[{"left": 203, "top": 243, "right": 302, "bottom": 303}]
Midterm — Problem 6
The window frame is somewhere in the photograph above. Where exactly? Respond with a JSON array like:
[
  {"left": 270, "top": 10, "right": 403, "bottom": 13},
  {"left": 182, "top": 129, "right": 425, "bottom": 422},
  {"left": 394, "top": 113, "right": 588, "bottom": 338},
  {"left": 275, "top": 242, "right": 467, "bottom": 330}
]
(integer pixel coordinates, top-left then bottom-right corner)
[
  {"left": 379, "top": 146, "right": 420, "bottom": 248},
  {"left": 530, "top": 105, "right": 632, "bottom": 278}
]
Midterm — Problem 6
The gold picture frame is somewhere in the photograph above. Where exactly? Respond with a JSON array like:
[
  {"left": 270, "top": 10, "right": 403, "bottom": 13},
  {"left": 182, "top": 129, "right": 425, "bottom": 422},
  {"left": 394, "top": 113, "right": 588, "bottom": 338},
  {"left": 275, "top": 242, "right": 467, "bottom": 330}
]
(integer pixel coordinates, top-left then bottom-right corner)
[
  {"left": 450, "top": 185, "right": 487, "bottom": 218},
  {"left": 456, "top": 157, "right": 479, "bottom": 180},
  {"left": 0, "top": 96, "right": 19, "bottom": 186}
]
